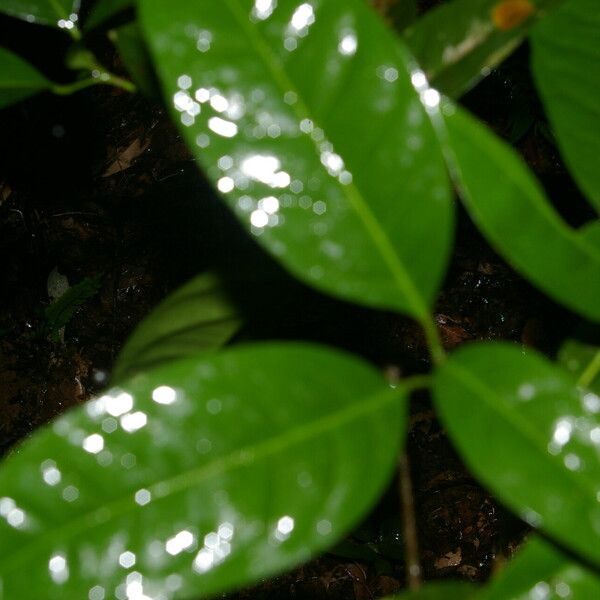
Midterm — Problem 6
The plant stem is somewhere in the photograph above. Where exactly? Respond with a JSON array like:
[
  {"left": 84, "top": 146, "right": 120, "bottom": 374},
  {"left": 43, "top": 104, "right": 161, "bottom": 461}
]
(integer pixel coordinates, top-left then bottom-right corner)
[
  {"left": 577, "top": 350, "right": 600, "bottom": 388},
  {"left": 53, "top": 72, "right": 136, "bottom": 96},
  {"left": 68, "top": 25, "right": 81, "bottom": 41},
  {"left": 419, "top": 313, "right": 446, "bottom": 366},
  {"left": 98, "top": 72, "right": 137, "bottom": 93},
  {"left": 384, "top": 367, "right": 431, "bottom": 393},
  {"left": 52, "top": 78, "right": 99, "bottom": 95},
  {"left": 384, "top": 370, "right": 426, "bottom": 591},
  {"left": 53, "top": 36, "right": 136, "bottom": 96},
  {"left": 398, "top": 452, "right": 421, "bottom": 590},
  {"left": 401, "top": 373, "right": 431, "bottom": 392}
]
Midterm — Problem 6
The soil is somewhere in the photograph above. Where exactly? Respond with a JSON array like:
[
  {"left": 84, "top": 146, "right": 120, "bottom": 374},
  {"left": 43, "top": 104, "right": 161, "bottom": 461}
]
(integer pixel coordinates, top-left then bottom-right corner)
[{"left": 0, "top": 2, "right": 591, "bottom": 598}]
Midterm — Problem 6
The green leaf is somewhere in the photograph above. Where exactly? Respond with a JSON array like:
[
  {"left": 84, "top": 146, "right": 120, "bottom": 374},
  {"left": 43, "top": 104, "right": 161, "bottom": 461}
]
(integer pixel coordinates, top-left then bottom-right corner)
[
  {"left": 441, "top": 105, "right": 600, "bottom": 322},
  {"left": 64, "top": 45, "right": 99, "bottom": 71},
  {"left": 383, "top": 582, "right": 477, "bottom": 599},
  {"left": 404, "top": 0, "right": 562, "bottom": 98},
  {"left": 85, "top": 0, "right": 133, "bottom": 31},
  {"left": 109, "top": 21, "right": 160, "bottom": 98},
  {"left": 558, "top": 339, "right": 600, "bottom": 392},
  {"left": 580, "top": 220, "right": 600, "bottom": 249},
  {"left": 531, "top": 0, "right": 600, "bottom": 214},
  {"left": 43, "top": 274, "right": 103, "bottom": 341},
  {"left": 112, "top": 273, "right": 241, "bottom": 383},
  {"left": 0, "top": 343, "right": 405, "bottom": 598},
  {"left": 478, "top": 536, "right": 600, "bottom": 600},
  {"left": 0, "top": 47, "right": 51, "bottom": 108},
  {"left": 0, "top": 0, "right": 79, "bottom": 28},
  {"left": 433, "top": 341, "right": 600, "bottom": 566},
  {"left": 138, "top": 0, "right": 453, "bottom": 321}
]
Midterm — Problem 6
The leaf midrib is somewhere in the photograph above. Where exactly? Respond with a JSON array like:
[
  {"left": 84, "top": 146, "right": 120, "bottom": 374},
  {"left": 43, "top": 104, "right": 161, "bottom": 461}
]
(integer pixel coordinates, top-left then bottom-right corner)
[
  {"left": 443, "top": 361, "right": 600, "bottom": 502},
  {"left": 0, "top": 384, "right": 400, "bottom": 576},
  {"left": 223, "top": 0, "right": 428, "bottom": 320}
]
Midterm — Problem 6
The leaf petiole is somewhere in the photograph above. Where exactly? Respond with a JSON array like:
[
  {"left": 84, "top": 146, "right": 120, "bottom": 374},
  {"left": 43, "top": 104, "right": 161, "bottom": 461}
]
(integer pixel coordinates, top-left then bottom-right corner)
[
  {"left": 420, "top": 314, "right": 446, "bottom": 366},
  {"left": 52, "top": 70, "right": 136, "bottom": 95},
  {"left": 577, "top": 349, "right": 600, "bottom": 389}
]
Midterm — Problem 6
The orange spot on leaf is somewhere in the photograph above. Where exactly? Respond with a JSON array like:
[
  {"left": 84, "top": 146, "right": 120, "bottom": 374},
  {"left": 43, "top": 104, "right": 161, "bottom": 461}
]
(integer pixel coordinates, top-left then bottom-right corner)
[{"left": 492, "top": 0, "right": 536, "bottom": 31}]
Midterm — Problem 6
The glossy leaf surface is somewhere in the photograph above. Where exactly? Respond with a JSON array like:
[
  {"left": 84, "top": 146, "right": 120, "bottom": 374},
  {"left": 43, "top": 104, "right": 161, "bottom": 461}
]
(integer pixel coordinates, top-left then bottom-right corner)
[
  {"left": 139, "top": 0, "right": 453, "bottom": 320},
  {"left": 531, "top": 0, "right": 600, "bottom": 213},
  {"left": 0, "top": 0, "right": 79, "bottom": 28},
  {"left": 405, "top": 0, "right": 561, "bottom": 98},
  {"left": 0, "top": 343, "right": 404, "bottom": 598},
  {"left": 478, "top": 536, "right": 600, "bottom": 599},
  {"left": 442, "top": 105, "right": 600, "bottom": 322},
  {"left": 0, "top": 47, "right": 50, "bottom": 108},
  {"left": 433, "top": 342, "right": 600, "bottom": 565},
  {"left": 558, "top": 339, "right": 600, "bottom": 392},
  {"left": 85, "top": 0, "right": 133, "bottom": 30},
  {"left": 112, "top": 273, "right": 241, "bottom": 383}
]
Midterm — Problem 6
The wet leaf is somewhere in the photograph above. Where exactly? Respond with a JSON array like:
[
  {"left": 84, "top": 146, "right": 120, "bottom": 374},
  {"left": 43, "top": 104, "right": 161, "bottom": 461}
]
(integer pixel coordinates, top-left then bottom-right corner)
[
  {"left": 112, "top": 273, "right": 241, "bottom": 383},
  {"left": 404, "top": 0, "right": 561, "bottom": 98},
  {"left": 109, "top": 22, "right": 160, "bottom": 98},
  {"left": 384, "top": 581, "right": 477, "bottom": 599},
  {"left": 478, "top": 536, "right": 600, "bottom": 599},
  {"left": 531, "top": 0, "right": 600, "bottom": 213},
  {"left": 0, "top": 343, "right": 405, "bottom": 598},
  {"left": 139, "top": 0, "right": 453, "bottom": 321},
  {"left": 558, "top": 339, "right": 600, "bottom": 392},
  {"left": 85, "top": 0, "right": 133, "bottom": 31},
  {"left": 0, "top": 47, "right": 51, "bottom": 108},
  {"left": 441, "top": 105, "right": 600, "bottom": 322},
  {"left": 0, "top": 0, "right": 79, "bottom": 28},
  {"left": 433, "top": 341, "right": 600, "bottom": 566}
]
